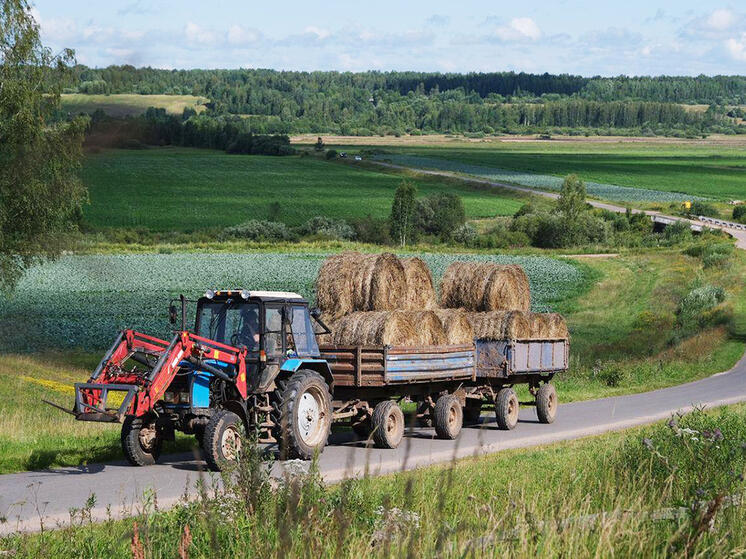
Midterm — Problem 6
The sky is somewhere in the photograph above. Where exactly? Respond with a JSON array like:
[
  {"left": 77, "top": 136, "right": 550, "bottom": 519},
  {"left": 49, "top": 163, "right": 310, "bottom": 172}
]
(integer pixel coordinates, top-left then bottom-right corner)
[{"left": 30, "top": 0, "right": 746, "bottom": 76}]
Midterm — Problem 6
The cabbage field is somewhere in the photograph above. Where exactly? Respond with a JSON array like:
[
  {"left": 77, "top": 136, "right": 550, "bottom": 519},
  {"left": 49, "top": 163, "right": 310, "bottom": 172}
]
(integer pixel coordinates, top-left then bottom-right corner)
[
  {"left": 376, "top": 154, "right": 706, "bottom": 203},
  {"left": 0, "top": 252, "right": 585, "bottom": 351}
]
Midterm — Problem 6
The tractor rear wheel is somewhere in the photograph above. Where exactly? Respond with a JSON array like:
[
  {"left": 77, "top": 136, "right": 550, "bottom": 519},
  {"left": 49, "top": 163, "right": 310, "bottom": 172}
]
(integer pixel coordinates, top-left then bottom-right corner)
[
  {"left": 203, "top": 409, "right": 244, "bottom": 471},
  {"left": 121, "top": 415, "right": 162, "bottom": 466},
  {"left": 277, "top": 370, "right": 332, "bottom": 460},
  {"left": 434, "top": 395, "right": 463, "bottom": 439},
  {"left": 371, "top": 400, "right": 404, "bottom": 449}
]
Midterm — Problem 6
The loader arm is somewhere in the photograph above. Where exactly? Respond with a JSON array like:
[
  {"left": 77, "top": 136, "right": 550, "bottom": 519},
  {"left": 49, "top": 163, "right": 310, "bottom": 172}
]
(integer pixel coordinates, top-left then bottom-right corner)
[{"left": 74, "top": 330, "right": 249, "bottom": 422}]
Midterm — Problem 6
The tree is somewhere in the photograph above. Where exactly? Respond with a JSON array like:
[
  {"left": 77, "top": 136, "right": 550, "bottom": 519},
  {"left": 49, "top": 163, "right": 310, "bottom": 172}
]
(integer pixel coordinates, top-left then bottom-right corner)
[
  {"left": 0, "top": 0, "right": 87, "bottom": 291},
  {"left": 415, "top": 193, "right": 465, "bottom": 239},
  {"left": 557, "top": 174, "right": 587, "bottom": 222},
  {"left": 390, "top": 181, "right": 417, "bottom": 246}
]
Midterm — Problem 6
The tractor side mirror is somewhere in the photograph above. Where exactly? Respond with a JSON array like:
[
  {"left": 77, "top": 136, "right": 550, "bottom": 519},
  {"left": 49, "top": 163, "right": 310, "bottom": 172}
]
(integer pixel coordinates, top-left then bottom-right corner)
[
  {"left": 310, "top": 307, "right": 321, "bottom": 319},
  {"left": 168, "top": 304, "right": 178, "bottom": 325}
]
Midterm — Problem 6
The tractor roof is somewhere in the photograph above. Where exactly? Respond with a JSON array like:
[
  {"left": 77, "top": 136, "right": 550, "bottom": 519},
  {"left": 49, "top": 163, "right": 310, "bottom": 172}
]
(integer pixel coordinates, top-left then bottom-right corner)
[{"left": 205, "top": 289, "right": 305, "bottom": 302}]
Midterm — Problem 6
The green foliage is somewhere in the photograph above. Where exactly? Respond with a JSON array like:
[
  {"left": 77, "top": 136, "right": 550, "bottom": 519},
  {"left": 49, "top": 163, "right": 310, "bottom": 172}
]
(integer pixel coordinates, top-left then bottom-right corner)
[
  {"left": 349, "top": 215, "right": 391, "bottom": 245},
  {"left": 221, "top": 220, "right": 294, "bottom": 242},
  {"left": 451, "top": 223, "right": 478, "bottom": 245},
  {"left": 675, "top": 284, "right": 726, "bottom": 336},
  {"left": 733, "top": 205, "right": 746, "bottom": 223},
  {"left": 557, "top": 174, "right": 587, "bottom": 222},
  {"left": 296, "top": 216, "right": 355, "bottom": 240},
  {"left": 325, "top": 148, "right": 338, "bottom": 160},
  {"left": 511, "top": 211, "right": 610, "bottom": 248},
  {"left": 0, "top": 1, "right": 87, "bottom": 291},
  {"left": 390, "top": 181, "right": 418, "bottom": 246},
  {"left": 414, "top": 192, "right": 466, "bottom": 239},
  {"left": 688, "top": 200, "right": 719, "bottom": 217},
  {"left": 664, "top": 220, "right": 693, "bottom": 242}
]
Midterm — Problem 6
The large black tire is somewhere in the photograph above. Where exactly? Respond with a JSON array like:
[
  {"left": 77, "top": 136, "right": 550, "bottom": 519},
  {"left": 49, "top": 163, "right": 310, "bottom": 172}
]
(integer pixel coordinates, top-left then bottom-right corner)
[
  {"left": 121, "top": 415, "right": 162, "bottom": 466},
  {"left": 536, "top": 383, "right": 558, "bottom": 424},
  {"left": 203, "top": 409, "right": 244, "bottom": 471},
  {"left": 495, "top": 388, "right": 519, "bottom": 430},
  {"left": 371, "top": 401, "right": 404, "bottom": 449},
  {"left": 463, "top": 399, "right": 482, "bottom": 425},
  {"left": 277, "top": 370, "right": 332, "bottom": 460},
  {"left": 434, "top": 395, "right": 463, "bottom": 439}
]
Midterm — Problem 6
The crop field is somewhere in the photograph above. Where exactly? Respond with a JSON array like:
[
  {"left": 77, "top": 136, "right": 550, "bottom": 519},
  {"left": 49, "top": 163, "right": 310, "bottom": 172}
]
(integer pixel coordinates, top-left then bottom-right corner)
[
  {"left": 350, "top": 140, "right": 746, "bottom": 201},
  {"left": 79, "top": 148, "right": 526, "bottom": 231},
  {"left": 60, "top": 94, "right": 208, "bottom": 117},
  {"left": 375, "top": 154, "right": 705, "bottom": 203},
  {"left": 0, "top": 252, "right": 582, "bottom": 352}
]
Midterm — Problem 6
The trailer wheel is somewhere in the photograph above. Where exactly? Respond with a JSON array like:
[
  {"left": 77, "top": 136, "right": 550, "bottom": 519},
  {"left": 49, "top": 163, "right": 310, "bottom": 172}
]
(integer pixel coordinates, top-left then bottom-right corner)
[
  {"left": 203, "top": 409, "right": 244, "bottom": 471},
  {"left": 121, "top": 415, "right": 162, "bottom": 466},
  {"left": 463, "top": 400, "right": 482, "bottom": 425},
  {"left": 277, "top": 370, "right": 332, "bottom": 460},
  {"left": 434, "top": 395, "right": 463, "bottom": 439},
  {"left": 536, "top": 383, "right": 558, "bottom": 424},
  {"left": 371, "top": 401, "right": 404, "bottom": 449},
  {"left": 495, "top": 388, "right": 519, "bottom": 430}
]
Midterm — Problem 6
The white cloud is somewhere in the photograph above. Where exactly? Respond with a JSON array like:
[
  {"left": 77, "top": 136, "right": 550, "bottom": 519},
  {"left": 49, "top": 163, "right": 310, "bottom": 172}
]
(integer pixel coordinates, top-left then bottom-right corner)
[
  {"left": 227, "top": 25, "right": 261, "bottom": 45},
  {"left": 706, "top": 9, "right": 736, "bottom": 31},
  {"left": 493, "top": 17, "right": 541, "bottom": 42},
  {"left": 726, "top": 33, "right": 746, "bottom": 61},
  {"left": 185, "top": 22, "right": 216, "bottom": 45},
  {"left": 304, "top": 26, "right": 330, "bottom": 40}
]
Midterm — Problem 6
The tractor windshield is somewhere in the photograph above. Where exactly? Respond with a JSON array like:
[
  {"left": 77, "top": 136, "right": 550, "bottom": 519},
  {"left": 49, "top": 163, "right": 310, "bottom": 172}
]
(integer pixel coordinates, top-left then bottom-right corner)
[{"left": 196, "top": 302, "right": 260, "bottom": 350}]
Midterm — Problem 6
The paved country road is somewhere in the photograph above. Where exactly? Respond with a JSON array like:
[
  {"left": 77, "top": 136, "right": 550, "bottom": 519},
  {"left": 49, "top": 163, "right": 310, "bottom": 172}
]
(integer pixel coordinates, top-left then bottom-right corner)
[
  {"left": 2, "top": 162, "right": 745, "bottom": 535},
  {"left": 2, "top": 351, "right": 746, "bottom": 535}
]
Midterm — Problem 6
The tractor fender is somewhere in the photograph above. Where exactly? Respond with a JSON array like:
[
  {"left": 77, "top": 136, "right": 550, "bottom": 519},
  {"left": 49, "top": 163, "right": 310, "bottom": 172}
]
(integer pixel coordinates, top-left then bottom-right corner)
[{"left": 280, "top": 359, "right": 334, "bottom": 390}]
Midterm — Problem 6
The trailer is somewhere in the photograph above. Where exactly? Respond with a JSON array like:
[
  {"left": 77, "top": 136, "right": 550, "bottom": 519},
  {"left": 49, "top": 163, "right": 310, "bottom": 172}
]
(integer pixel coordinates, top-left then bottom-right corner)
[
  {"left": 46, "top": 289, "right": 569, "bottom": 471},
  {"left": 319, "top": 338, "right": 568, "bottom": 447}
]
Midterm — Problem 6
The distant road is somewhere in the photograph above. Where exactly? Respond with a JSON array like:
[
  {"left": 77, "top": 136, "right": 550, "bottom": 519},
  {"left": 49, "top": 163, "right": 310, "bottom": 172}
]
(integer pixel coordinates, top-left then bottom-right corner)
[{"left": 368, "top": 160, "right": 746, "bottom": 249}]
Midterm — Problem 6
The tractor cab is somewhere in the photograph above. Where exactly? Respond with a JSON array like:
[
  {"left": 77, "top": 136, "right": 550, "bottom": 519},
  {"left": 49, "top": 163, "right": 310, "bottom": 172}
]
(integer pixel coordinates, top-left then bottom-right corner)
[{"left": 191, "top": 289, "right": 326, "bottom": 392}]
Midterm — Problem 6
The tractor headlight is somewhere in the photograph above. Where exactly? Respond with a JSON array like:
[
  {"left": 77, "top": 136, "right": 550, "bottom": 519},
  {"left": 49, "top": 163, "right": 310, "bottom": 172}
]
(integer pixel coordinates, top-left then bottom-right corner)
[
  {"left": 204, "top": 289, "right": 215, "bottom": 299},
  {"left": 240, "top": 289, "right": 250, "bottom": 299}
]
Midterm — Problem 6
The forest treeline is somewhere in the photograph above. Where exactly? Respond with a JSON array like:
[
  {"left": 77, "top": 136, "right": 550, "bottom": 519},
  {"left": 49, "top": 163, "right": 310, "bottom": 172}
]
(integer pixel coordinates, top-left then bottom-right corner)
[{"left": 65, "top": 66, "right": 746, "bottom": 136}]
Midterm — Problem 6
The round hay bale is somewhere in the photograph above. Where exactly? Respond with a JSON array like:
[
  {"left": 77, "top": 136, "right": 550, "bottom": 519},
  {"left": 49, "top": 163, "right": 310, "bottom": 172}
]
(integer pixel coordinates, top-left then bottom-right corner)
[
  {"left": 433, "top": 309, "right": 474, "bottom": 345},
  {"left": 407, "top": 311, "right": 448, "bottom": 346},
  {"left": 532, "top": 312, "right": 569, "bottom": 339},
  {"left": 401, "top": 257, "right": 437, "bottom": 310},
  {"left": 332, "top": 311, "right": 418, "bottom": 346},
  {"left": 440, "top": 262, "right": 531, "bottom": 312},
  {"left": 315, "top": 252, "right": 407, "bottom": 319},
  {"left": 467, "top": 311, "right": 532, "bottom": 340},
  {"left": 314, "top": 313, "right": 338, "bottom": 346}
]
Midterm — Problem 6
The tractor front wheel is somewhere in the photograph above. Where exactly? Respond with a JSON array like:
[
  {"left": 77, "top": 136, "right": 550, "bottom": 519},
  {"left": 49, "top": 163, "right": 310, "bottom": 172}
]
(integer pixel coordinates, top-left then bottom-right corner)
[
  {"left": 203, "top": 409, "right": 244, "bottom": 471},
  {"left": 121, "top": 415, "right": 162, "bottom": 466}
]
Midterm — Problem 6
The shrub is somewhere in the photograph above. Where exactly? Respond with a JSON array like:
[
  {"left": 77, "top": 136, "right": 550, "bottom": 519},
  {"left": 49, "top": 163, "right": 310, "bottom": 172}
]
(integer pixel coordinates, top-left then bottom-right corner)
[
  {"left": 221, "top": 220, "right": 293, "bottom": 242},
  {"left": 733, "top": 205, "right": 746, "bottom": 223},
  {"left": 511, "top": 212, "right": 609, "bottom": 248},
  {"left": 298, "top": 216, "right": 355, "bottom": 240},
  {"left": 597, "top": 363, "right": 627, "bottom": 387},
  {"left": 451, "top": 223, "right": 478, "bottom": 245},
  {"left": 703, "top": 252, "right": 730, "bottom": 269},
  {"left": 415, "top": 193, "right": 466, "bottom": 239},
  {"left": 350, "top": 215, "right": 390, "bottom": 245},
  {"left": 676, "top": 285, "right": 726, "bottom": 330},
  {"left": 664, "top": 220, "right": 692, "bottom": 243},
  {"left": 689, "top": 200, "right": 719, "bottom": 217},
  {"left": 325, "top": 149, "right": 338, "bottom": 160}
]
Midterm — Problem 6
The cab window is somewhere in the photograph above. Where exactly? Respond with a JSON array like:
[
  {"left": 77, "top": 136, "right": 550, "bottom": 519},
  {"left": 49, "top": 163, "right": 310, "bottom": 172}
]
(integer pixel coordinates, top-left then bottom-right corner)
[
  {"left": 264, "top": 307, "right": 283, "bottom": 358},
  {"left": 290, "top": 305, "right": 319, "bottom": 357},
  {"left": 196, "top": 302, "right": 259, "bottom": 350}
]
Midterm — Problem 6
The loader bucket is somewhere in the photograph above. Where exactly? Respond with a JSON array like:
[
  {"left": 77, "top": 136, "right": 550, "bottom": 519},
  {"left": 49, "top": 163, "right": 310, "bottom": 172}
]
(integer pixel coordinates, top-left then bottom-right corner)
[{"left": 73, "top": 382, "right": 140, "bottom": 422}]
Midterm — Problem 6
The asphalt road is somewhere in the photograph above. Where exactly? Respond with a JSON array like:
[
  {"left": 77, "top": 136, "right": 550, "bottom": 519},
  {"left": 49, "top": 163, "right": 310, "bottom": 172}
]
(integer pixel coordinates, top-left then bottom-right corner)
[{"left": 2, "top": 351, "right": 746, "bottom": 535}]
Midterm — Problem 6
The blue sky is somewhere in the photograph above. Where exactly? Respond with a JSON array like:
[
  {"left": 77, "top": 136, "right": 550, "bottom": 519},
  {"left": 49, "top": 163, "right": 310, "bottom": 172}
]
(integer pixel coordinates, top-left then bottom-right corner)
[{"left": 31, "top": 1, "right": 746, "bottom": 75}]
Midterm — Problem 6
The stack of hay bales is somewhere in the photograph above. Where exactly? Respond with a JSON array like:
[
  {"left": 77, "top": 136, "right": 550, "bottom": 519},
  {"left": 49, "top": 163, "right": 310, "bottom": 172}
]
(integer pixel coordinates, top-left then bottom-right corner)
[{"left": 315, "top": 252, "right": 567, "bottom": 347}]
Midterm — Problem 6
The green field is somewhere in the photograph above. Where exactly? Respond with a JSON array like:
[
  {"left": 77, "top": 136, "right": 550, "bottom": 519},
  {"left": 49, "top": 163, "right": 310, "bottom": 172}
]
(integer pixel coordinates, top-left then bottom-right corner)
[
  {"left": 61, "top": 94, "right": 208, "bottom": 117},
  {"left": 344, "top": 140, "right": 746, "bottom": 201},
  {"left": 79, "top": 148, "right": 526, "bottom": 230}
]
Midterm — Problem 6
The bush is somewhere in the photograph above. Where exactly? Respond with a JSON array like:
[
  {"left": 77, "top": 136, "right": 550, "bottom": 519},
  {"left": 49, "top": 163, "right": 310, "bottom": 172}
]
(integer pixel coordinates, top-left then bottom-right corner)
[
  {"left": 325, "top": 149, "right": 338, "bottom": 160},
  {"left": 676, "top": 284, "right": 726, "bottom": 329},
  {"left": 415, "top": 193, "right": 466, "bottom": 239},
  {"left": 451, "top": 223, "right": 478, "bottom": 245},
  {"left": 221, "top": 220, "right": 294, "bottom": 242},
  {"left": 663, "top": 220, "right": 692, "bottom": 243},
  {"left": 597, "top": 363, "right": 627, "bottom": 387},
  {"left": 703, "top": 252, "right": 730, "bottom": 269},
  {"left": 733, "top": 205, "right": 746, "bottom": 223},
  {"left": 350, "top": 215, "right": 390, "bottom": 245},
  {"left": 298, "top": 216, "right": 355, "bottom": 240},
  {"left": 688, "top": 200, "right": 719, "bottom": 217},
  {"left": 511, "top": 212, "right": 609, "bottom": 248}
]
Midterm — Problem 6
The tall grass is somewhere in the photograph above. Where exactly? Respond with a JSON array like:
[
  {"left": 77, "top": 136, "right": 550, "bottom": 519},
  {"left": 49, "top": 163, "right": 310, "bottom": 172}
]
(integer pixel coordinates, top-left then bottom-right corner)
[{"left": 3, "top": 406, "right": 746, "bottom": 557}]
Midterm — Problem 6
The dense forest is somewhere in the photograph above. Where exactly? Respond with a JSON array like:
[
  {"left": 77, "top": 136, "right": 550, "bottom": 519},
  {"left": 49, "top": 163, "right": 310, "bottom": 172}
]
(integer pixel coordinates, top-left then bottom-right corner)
[{"left": 64, "top": 67, "right": 746, "bottom": 136}]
